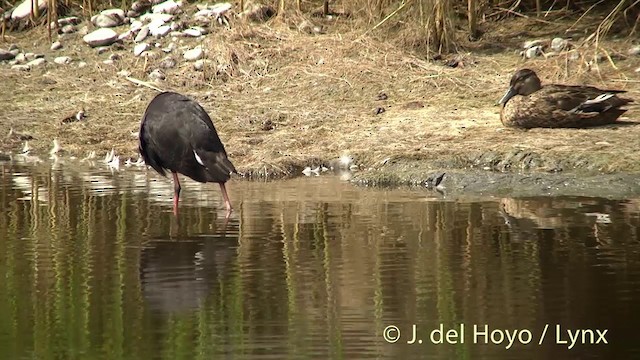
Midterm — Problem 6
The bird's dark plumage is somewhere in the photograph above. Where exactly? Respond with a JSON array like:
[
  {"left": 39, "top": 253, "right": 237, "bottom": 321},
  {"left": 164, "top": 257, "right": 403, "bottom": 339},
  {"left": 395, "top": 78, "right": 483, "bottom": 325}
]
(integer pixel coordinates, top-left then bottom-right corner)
[
  {"left": 139, "top": 91, "right": 237, "bottom": 215},
  {"left": 498, "top": 69, "right": 633, "bottom": 128}
]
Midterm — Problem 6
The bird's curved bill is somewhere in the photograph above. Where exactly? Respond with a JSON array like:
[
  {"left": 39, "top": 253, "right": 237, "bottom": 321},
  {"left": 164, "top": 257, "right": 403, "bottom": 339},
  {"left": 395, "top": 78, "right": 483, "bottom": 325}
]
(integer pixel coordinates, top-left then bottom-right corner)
[{"left": 497, "top": 87, "right": 517, "bottom": 106}]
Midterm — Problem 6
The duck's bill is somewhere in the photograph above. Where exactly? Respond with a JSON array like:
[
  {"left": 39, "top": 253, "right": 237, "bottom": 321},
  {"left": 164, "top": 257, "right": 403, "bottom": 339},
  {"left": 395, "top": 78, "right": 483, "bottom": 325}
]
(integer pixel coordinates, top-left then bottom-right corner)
[{"left": 497, "top": 87, "right": 517, "bottom": 106}]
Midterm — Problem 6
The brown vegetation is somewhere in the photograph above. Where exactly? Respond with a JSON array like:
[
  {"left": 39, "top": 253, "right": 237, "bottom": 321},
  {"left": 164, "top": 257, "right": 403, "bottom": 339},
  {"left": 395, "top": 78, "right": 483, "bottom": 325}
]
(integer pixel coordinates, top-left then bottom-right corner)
[{"left": 0, "top": 0, "right": 639, "bottom": 182}]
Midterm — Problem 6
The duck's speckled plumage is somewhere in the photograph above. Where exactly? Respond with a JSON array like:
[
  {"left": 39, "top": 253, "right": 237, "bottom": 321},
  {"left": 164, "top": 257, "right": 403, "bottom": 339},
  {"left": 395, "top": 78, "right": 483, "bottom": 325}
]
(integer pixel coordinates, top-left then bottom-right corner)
[{"left": 498, "top": 69, "right": 633, "bottom": 129}]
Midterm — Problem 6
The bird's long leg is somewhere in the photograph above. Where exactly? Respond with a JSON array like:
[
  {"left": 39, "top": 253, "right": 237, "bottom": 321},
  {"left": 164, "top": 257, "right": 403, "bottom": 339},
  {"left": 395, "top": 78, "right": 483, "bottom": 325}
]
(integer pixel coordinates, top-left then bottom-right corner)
[
  {"left": 172, "top": 172, "right": 181, "bottom": 216},
  {"left": 219, "top": 182, "right": 233, "bottom": 217}
]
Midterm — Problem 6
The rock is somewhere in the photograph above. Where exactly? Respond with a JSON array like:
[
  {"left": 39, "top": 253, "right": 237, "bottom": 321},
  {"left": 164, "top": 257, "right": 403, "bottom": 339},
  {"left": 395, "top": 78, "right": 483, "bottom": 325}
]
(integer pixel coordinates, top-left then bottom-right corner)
[
  {"left": 194, "top": 59, "right": 207, "bottom": 71},
  {"left": 150, "top": 25, "right": 171, "bottom": 37},
  {"left": 183, "top": 47, "right": 203, "bottom": 61},
  {"left": 14, "top": 53, "right": 26, "bottom": 63},
  {"left": 8, "top": 44, "right": 19, "bottom": 51},
  {"left": 50, "top": 41, "right": 62, "bottom": 51},
  {"left": 0, "top": 49, "right": 16, "bottom": 61},
  {"left": 27, "top": 58, "right": 46, "bottom": 67},
  {"left": 109, "top": 53, "right": 121, "bottom": 61},
  {"left": 92, "top": 13, "right": 123, "bottom": 28},
  {"left": 103, "top": 59, "right": 115, "bottom": 65},
  {"left": 524, "top": 45, "right": 543, "bottom": 58},
  {"left": 12, "top": 64, "right": 31, "bottom": 71},
  {"left": 77, "top": 61, "right": 87, "bottom": 68},
  {"left": 134, "top": 26, "right": 150, "bottom": 42},
  {"left": 131, "top": 0, "right": 152, "bottom": 13},
  {"left": 159, "top": 56, "right": 177, "bottom": 69},
  {"left": 182, "top": 28, "right": 202, "bottom": 37},
  {"left": 568, "top": 50, "right": 580, "bottom": 61},
  {"left": 134, "top": 43, "right": 150, "bottom": 56},
  {"left": 118, "top": 69, "right": 132, "bottom": 77},
  {"left": 60, "top": 24, "right": 77, "bottom": 34},
  {"left": 152, "top": 0, "right": 182, "bottom": 15},
  {"left": 118, "top": 30, "right": 134, "bottom": 41},
  {"left": 628, "top": 46, "right": 640, "bottom": 56},
  {"left": 148, "top": 69, "right": 165, "bottom": 81},
  {"left": 96, "top": 47, "right": 110, "bottom": 55},
  {"left": 140, "top": 13, "right": 173, "bottom": 23},
  {"left": 83, "top": 28, "right": 119, "bottom": 47},
  {"left": 102, "top": 8, "right": 125, "bottom": 19},
  {"left": 9, "top": 48, "right": 20, "bottom": 56},
  {"left": 523, "top": 39, "right": 545, "bottom": 49},
  {"left": 636, "top": 67, "right": 640, "bottom": 73},
  {"left": 551, "top": 37, "right": 569, "bottom": 52},
  {"left": 130, "top": 20, "right": 143, "bottom": 32},
  {"left": 54, "top": 56, "right": 72, "bottom": 65},
  {"left": 170, "top": 20, "right": 186, "bottom": 31},
  {"left": 57, "top": 16, "right": 81, "bottom": 26},
  {"left": 162, "top": 42, "right": 176, "bottom": 53},
  {"left": 11, "top": 0, "right": 47, "bottom": 21}
]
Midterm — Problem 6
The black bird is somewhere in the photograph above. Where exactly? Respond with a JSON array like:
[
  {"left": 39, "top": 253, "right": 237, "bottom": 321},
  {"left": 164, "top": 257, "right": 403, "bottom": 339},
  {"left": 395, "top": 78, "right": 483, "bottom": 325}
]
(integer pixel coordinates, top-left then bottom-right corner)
[{"left": 139, "top": 91, "right": 237, "bottom": 216}]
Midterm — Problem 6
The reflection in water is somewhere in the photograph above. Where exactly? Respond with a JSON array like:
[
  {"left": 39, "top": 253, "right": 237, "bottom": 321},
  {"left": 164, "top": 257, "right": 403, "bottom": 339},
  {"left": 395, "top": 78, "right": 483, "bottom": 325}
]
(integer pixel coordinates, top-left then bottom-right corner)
[{"left": 1, "top": 160, "right": 640, "bottom": 359}]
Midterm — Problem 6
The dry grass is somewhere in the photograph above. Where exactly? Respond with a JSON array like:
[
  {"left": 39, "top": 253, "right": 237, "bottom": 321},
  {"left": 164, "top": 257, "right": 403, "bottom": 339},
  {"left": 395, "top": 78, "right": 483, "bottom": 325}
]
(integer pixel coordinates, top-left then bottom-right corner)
[{"left": 1, "top": 8, "right": 640, "bottom": 179}]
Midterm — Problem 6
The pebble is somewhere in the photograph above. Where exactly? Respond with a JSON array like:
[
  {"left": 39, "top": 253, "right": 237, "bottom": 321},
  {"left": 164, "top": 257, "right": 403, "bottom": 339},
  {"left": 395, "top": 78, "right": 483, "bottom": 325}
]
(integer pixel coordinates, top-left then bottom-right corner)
[
  {"left": 54, "top": 56, "right": 72, "bottom": 65},
  {"left": 130, "top": 20, "right": 143, "bottom": 32},
  {"left": 50, "top": 41, "right": 62, "bottom": 51},
  {"left": 140, "top": 13, "right": 173, "bottom": 23},
  {"left": 523, "top": 39, "right": 545, "bottom": 49},
  {"left": 14, "top": 53, "right": 26, "bottom": 63},
  {"left": 27, "top": 58, "right": 46, "bottom": 67},
  {"left": 148, "top": 69, "right": 166, "bottom": 81},
  {"left": 159, "top": 56, "right": 177, "bottom": 69},
  {"left": 11, "top": 0, "right": 47, "bottom": 20},
  {"left": 134, "top": 26, "right": 150, "bottom": 42},
  {"left": 152, "top": 0, "right": 182, "bottom": 15},
  {"left": 551, "top": 37, "right": 568, "bottom": 52},
  {"left": 83, "top": 28, "right": 119, "bottom": 47},
  {"left": 162, "top": 42, "right": 176, "bottom": 53},
  {"left": 183, "top": 47, "right": 204, "bottom": 61},
  {"left": 103, "top": 59, "right": 115, "bottom": 65},
  {"left": 92, "top": 13, "right": 122, "bottom": 28},
  {"left": 182, "top": 28, "right": 202, "bottom": 37},
  {"left": 11, "top": 64, "right": 30, "bottom": 71},
  {"left": 96, "top": 47, "right": 110, "bottom": 55},
  {"left": 194, "top": 59, "right": 207, "bottom": 71},
  {"left": 24, "top": 52, "right": 36, "bottom": 61},
  {"left": 150, "top": 25, "right": 171, "bottom": 37},
  {"left": 60, "top": 24, "right": 77, "bottom": 34},
  {"left": 109, "top": 53, "right": 121, "bottom": 61},
  {"left": 628, "top": 46, "right": 640, "bottom": 56},
  {"left": 524, "top": 45, "right": 543, "bottom": 58},
  {"left": 77, "top": 61, "right": 87, "bottom": 68},
  {"left": 134, "top": 43, "right": 150, "bottom": 56}
]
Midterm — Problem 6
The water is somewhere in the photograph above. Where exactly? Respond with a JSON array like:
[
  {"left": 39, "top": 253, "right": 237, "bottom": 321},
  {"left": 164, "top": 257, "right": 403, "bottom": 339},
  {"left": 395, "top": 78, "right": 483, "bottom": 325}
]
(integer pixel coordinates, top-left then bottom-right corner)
[{"left": 1, "top": 160, "right": 640, "bottom": 359}]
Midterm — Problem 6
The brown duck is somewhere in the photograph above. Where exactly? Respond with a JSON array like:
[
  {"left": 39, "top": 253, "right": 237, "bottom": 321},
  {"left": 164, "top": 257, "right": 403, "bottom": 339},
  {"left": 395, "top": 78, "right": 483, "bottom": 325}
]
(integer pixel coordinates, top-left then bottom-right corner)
[{"left": 498, "top": 69, "right": 633, "bottom": 128}]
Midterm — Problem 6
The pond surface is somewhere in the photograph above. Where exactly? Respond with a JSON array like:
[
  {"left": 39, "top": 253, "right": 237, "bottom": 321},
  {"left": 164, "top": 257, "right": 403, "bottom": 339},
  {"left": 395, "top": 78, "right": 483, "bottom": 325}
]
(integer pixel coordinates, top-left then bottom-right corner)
[{"left": 1, "top": 159, "right": 640, "bottom": 360}]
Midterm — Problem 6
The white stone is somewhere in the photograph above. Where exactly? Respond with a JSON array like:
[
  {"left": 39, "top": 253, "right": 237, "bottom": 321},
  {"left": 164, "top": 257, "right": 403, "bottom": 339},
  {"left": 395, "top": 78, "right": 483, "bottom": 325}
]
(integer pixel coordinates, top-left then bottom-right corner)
[
  {"left": 152, "top": 0, "right": 182, "bottom": 15},
  {"left": 78, "top": 61, "right": 87, "bottom": 68},
  {"left": 140, "top": 13, "right": 174, "bottom": 23},
  {"left": 551, "top": 37, "right": 568, "bottom": 52},
  {"left": 162, "top": 42, "right": 176, "bottom": 53},
  {"left": 148, "top": 69, "right": 165, "bottom": 81},
  {"left": 14, "top": 53, "right": 26, "bottom": 63},
  {"left": 194, "top": 59, "right": 206, "bottom": 71},
  {"left": 61, "top": 24, "right": 76, "bottom": 34},
  {"left": 130, "top": 20, "right": 143, "bottom": 32},
  {"left": 134, "top": 26, "right": 149, "bottom": 42},
  {"left": 27, "top": 58, "right": 46, "bottom": 67},
  {"left": 103, "top": 59, "right": 114, "bottom": 65},
  {"left": 12, "top": 64, "right": 31, "bottom": 71},
  {"left": 209, "top": 2, "right": 232, "bottom": 16},
  {"left": 50, "top": 41, "right": 63, "bottom": 50},
  {"left": 628, "top": 46, "right": 640, "bottom": 56},
  {"left": 83, "top": 28, "right": 119, "bottom": 47},
  {"left": 91, "top": 13, "right": 123, "bottom": 28},
  {"left": 134, "top": 43, "right": 151, "bottom": 56},
  {"left": 54, "top": 56, "right": 72, "bottom": 65},
  {"left": 101, "top": 8, "right": 125, "bottom": 19},
  {"left": 150, "top": 25, "right": 171, "bottom": 37},
  {"left": 182, "top": 28, "right": 202, "bottom": 37},
  {"left": 183, "top": 47, "right": 203, "bottom": 61},
  {"left": 11, "top": 0, "right": 47, "bottom": 20}
]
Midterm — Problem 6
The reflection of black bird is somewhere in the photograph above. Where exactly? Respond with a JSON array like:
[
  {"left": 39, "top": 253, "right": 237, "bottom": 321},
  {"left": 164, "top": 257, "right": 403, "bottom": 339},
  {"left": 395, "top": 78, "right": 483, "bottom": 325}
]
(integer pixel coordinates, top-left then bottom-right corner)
[{"left": 139, "top": 92, "right": 237, "bottom": 217}]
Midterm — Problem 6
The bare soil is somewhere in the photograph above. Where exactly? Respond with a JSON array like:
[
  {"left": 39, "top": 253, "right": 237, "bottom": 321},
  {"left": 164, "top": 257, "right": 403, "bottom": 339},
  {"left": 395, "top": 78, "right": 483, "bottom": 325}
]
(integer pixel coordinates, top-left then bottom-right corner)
[{"left": 1, "top": 9, "right": 640, "bottom": 194}]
